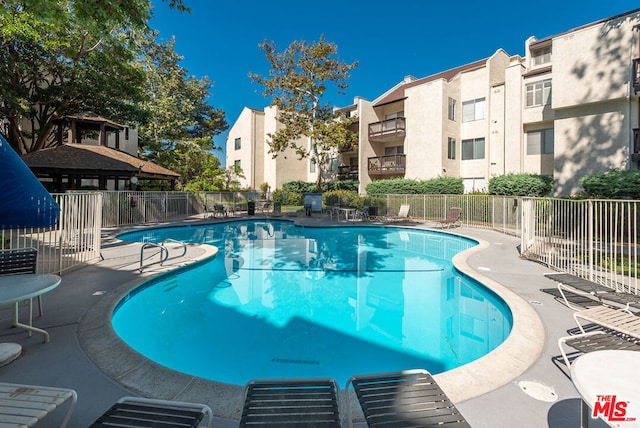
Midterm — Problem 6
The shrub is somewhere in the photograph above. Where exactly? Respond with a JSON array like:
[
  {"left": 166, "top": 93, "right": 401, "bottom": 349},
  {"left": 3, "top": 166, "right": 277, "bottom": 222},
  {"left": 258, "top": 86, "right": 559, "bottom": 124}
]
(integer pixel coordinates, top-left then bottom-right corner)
[
  {"left": 365, "top": 177, "right": 464, "bottom": 195},
  {"left": 323, "top": 190, "right": 363, "bottom": 208},
  {"left": 282, "top": 181, "right": 316, "bottom": 194},
  {"left": 581, "top": 169, "right": 640, "bottom": 199},
  {"left": 488, "top": 173, "right": 553, "bottom": 196},
  {"left": 281, "top": 180, "right": 359, "bottom": 194},
  {"left": 272, "top": 190, "right": 304, "bottom": 205}
]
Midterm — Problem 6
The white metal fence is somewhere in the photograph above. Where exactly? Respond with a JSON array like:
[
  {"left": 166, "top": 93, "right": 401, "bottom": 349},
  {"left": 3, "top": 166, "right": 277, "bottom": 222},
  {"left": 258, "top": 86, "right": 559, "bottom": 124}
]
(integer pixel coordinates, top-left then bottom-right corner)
[
  {"left": 520, "top": 197, "right": 639, "bottom": 294},
  {"left": 3, "top": 191, "right": 638, "bottom": 293},
  {"left": 366, "top": 194, "right": 522, "bottom": 236},
  {"left": 1, "top": 192, "right": 103, "bottom": 274},
  {"left": 100, "top": 191, "right": 251, "bottom": 227}
]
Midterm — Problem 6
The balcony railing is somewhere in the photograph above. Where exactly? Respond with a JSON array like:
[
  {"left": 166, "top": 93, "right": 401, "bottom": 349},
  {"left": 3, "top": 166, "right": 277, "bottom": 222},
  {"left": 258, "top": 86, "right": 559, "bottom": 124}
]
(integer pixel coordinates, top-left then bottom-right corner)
[
  {"left": 339, "top": 144, "right": 358, "bottom": 153},
  {"left": 368, "top": 117, "right": 406, "bottom": 142},
  {"left": 337, "top": 165, "right": 358, "bottom": 181},
  {"left": 368, "top": 154, "right": 406, "bottom": 176}
]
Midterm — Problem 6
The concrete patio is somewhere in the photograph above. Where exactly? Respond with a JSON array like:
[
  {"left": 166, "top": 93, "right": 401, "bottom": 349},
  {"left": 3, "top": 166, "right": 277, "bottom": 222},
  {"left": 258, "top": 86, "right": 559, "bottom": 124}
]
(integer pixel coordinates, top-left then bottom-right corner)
[{"left": 0, "top": 214, "right": 612, "bottom": 427}]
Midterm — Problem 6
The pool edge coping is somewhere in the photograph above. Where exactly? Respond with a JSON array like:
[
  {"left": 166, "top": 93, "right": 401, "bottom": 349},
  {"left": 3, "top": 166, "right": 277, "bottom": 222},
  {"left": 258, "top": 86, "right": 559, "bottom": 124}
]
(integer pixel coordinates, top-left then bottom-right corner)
[
  {"left": 435, "top": 234, "right": 545, "bottom": 403},
  {"left": 78, "top": 223, "right": 544, "bottom": 419}
]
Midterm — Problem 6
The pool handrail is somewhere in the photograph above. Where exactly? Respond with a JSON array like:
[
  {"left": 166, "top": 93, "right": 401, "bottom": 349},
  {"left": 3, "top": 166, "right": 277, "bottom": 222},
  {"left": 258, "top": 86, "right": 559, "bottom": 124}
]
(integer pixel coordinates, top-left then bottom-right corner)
[{"left": 139, "top": 242, "right": 169, "bottom": 273}]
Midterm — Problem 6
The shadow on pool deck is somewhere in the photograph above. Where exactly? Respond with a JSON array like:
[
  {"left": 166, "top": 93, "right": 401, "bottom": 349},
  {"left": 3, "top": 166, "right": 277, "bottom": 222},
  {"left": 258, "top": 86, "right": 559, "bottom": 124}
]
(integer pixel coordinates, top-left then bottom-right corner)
[{"left": 0, "top": 215, "right": 611, "bottom": 427}]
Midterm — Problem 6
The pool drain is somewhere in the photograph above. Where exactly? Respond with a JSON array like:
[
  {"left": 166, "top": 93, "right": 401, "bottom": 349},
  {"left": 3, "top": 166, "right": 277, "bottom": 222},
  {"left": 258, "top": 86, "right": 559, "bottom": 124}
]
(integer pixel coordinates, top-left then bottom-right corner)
[{"left": 517, "top": 380, "right": 558, "bottom": 402}]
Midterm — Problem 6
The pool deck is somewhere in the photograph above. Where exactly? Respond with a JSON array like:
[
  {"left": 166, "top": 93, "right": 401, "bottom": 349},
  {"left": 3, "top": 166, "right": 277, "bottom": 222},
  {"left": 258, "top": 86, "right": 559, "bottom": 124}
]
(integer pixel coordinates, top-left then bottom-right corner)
[{"left": 0, "top": 213, "right": 611, "bottom": 427}]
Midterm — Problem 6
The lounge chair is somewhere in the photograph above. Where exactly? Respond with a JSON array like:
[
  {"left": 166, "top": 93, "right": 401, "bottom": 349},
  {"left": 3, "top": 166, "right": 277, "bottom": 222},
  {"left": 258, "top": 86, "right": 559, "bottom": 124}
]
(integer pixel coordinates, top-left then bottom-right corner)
[
  {"left": 557, "top": 305, "right": 640, "bottom": 367},
  {"left": 346, "top": 369, "right": 471, "bottom": 427},
  {"left": 435, "top": 207, "right": 462, "bottom": 229},
  {"left": 380, "top": 204, "right": 410, "bottom": 222},
  {"left": 558, "top": 330, "right": 640, "bottom": 368},
  {"left": 0, "top": 382, "right": 77, "bottom": 428},
  {"left": 260, "top": 201, "right": 273, "bottom": 214},
  {"left": 546, "top": 272, "right": 640, "bottom": 311},
  {"left": 239, "top": 378, "right": 341, "bottom": 427},
  {"left": 90, "top": 396, "right": 213, "bottom": 428}
]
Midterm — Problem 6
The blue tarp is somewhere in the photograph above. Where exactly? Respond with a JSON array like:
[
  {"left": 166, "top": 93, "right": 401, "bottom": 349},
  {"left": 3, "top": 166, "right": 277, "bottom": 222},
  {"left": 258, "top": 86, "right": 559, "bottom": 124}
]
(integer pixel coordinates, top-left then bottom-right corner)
[{"left": 0, "top": 136, "right": 60, "bottom": 229}]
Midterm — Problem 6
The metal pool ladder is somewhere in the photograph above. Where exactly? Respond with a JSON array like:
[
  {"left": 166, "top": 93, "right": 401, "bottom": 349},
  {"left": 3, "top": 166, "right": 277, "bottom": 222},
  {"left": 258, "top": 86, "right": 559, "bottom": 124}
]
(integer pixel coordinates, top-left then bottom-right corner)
[{"left": 139, "top": 239, "right": 187, "bottom": 273}]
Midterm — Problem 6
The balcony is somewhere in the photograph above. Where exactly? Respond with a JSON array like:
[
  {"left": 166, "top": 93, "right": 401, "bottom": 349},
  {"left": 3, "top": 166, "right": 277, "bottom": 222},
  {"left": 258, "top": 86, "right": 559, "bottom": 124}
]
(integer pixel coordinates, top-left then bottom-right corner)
[
  {"left": 337, "top": 165, "right": 358, "bottom": 181},
  {"left": 368, "top": 117, "right": 406, "bottom": 142},
  {"left": 368, "top": 154, "right": 406, "bottom": 176},
  {"left": 339, "top": 144, "right": 358, "bottom": 153},
  {"left": 634, "top": 59, "right": 640, "bottom": 94}
]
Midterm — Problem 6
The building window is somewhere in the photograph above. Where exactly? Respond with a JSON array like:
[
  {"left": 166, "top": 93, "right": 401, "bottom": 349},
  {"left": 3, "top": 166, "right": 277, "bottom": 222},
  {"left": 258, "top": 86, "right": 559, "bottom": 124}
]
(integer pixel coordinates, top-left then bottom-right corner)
[
  {"left": 462, "top": 98, "right": 486, "bottom": 122},
  {"left": 124, "top": 127, "right": 129, "bottom": 140},
  {"left": 384, "top": 111, "right": 404, "bottom": 120},
  {"left": 234, "top": 137, "right": 241, "bottom": 150},
  {"left": 384, "top": 145, "right": 404, "bottom": 155},
  {"left": 448, "top": 98, "right": 456, "bottom": 121},
  {"left": 461, "top": 138, "right": 485, "bottom": 160},
  {"left": 526, "top": 79, "right": 552, "bottom": 107},
  {"left": 526, "top": 128, "right": 554, "bottom": 155},
  {"left": 447, "top": 137, "right": 456, "bottom": 160},
  {"left": 310, "top": 158, "right": 316, "bottom": 173},
  {"left": 532, "top": 46, "right": 552, "bottom": 66},
  {"left": 234, "top": 160, "right": 241, "bottom": 170}
]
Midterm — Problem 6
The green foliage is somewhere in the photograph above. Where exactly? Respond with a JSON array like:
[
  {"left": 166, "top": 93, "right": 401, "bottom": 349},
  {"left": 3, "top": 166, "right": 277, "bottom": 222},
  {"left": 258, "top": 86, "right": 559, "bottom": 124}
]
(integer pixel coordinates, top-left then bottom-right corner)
[
  {"left": 0, "top": 0, "right": 148, "bottom": 153},
  {"left": 365, "top": 177, "right": 464, "bottom": 195},
  {"left": 260, "top": 182, "right": 270, "bottom": 198},
  {"left": 272, "top": 190, "right": 304, "bottom": 206},
  {"left": 323, "top": 190, "right": 363, "bottom": 208},
  {"left": 488, "top": 173, "right": 553, "bottom": 196},
  {"left": 282, "top": 181, "right": 317, "bottom": 194},
  {"left": 281, "top": 180, "right": 358, "bottom": 194},
  {"left": 136, "top": 32, "right": 227, "bottom": 161},
  {"left": 580, "top": 169, "right": 640, "bottom": 199},
  {"left": 249, "top": 35, "right": 358, "bottom": 191}
]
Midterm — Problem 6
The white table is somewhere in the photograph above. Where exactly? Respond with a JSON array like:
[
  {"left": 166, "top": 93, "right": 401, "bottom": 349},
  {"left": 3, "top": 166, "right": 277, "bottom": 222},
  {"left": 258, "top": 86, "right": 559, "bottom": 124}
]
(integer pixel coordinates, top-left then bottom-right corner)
[
  {"left": 338, "top": 207, "right": 357, "bottom": 221},
  {"left": 0, "top": 273, "right": 61, "bottom": 342},
  {"left": 571, "top": 350, "right": 640, "bottom": 427}
]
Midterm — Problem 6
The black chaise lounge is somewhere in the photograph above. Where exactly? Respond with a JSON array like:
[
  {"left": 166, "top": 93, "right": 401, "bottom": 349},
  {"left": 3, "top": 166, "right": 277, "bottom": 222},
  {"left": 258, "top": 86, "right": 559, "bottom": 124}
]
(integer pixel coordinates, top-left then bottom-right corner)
[
  {"left": 239, "top": 378, "right": 342, "bottom": 427},
  {"left": 346, "top": 369, "right": 471, "bottom": 427},
  {"left": 90, "top": 396, "right": 213, "bottom": 428}
]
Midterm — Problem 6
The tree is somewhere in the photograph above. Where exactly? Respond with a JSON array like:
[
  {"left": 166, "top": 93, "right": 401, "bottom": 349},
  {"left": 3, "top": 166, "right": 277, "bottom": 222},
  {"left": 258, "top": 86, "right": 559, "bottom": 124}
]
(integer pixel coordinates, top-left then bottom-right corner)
[
  {"left": 135, "top": 32, "right": 228, "bottom": 187},
  {"left": 249, "top": 36, "right": 358, "bottom": 191},
  {"left": 0, "top": 0, "right": 186, "bottom": 154}
]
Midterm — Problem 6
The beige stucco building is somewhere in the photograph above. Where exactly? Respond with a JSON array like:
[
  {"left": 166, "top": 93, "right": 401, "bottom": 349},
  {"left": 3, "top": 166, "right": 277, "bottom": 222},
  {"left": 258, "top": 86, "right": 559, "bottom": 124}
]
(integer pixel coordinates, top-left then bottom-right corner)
[{"left": 227, "top": 8, "right": 640, "bottom": 196}]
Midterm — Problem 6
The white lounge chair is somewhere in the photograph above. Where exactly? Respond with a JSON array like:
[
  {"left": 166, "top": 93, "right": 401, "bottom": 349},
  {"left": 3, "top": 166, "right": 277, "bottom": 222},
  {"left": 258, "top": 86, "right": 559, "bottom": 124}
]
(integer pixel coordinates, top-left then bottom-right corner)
[
  {"left": 0, "top": 382, "right": 77, "bottom": 428},
  {"left": 557, "top": 305, "right": 640, "bottom": 367},
  {"left": 380, "top": 204, "right": 410, "bottom": 222}
]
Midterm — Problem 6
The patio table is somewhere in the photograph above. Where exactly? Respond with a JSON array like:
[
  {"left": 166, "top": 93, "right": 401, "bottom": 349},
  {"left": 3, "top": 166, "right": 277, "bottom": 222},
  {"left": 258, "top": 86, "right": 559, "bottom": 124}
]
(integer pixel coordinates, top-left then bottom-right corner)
[
  {"left": 0, "top": 273, "right": 61, "bottom": 342},
  {"left": 571, "top": 350, "right": 640, "bottom": 427}
]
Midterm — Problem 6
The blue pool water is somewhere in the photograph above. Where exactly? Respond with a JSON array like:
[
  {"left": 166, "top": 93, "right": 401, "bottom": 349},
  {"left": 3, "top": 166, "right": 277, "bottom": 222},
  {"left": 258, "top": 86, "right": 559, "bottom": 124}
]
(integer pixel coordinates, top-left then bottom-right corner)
[{"left": 114, "top": 220, "right": 512, "bottom": 386}]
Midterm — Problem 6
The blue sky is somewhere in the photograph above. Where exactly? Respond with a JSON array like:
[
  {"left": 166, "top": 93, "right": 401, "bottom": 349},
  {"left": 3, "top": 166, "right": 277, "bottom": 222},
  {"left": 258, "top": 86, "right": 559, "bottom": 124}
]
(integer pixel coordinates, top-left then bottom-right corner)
[{"left": 150, "top": 1, "right": 640, "bottom": 164}]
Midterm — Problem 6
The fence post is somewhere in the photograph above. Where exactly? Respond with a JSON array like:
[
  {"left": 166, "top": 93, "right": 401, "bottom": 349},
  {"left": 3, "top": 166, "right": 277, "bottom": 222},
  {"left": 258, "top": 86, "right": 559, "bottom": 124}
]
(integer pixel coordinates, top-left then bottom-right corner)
[{"left": 588, "top": 199, "right": 594, "bottom": 282}]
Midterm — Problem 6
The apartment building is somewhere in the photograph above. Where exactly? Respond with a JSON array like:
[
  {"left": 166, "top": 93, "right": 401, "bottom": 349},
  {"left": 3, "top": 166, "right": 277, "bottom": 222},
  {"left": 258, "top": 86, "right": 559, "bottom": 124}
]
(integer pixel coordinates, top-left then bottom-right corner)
[{"left": 227, "top": 8, "right": 640, "bottom": 196}]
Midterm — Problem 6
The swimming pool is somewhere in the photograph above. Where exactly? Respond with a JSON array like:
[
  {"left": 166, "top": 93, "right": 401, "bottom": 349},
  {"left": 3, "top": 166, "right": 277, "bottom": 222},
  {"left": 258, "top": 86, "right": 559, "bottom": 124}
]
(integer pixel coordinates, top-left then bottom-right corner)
[{"left": 114, "top": 220, "right": 512, "bottom": 386}]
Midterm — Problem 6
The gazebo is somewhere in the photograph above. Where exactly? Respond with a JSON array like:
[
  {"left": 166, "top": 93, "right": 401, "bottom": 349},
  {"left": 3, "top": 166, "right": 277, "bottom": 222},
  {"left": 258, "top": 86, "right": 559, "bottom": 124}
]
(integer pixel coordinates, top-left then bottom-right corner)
[
  {"left": 21, "top": 113, "right": 180, "bottom": 192},
  {"left": 22, "top": 144, "right": 179, "bottom": 192}
]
